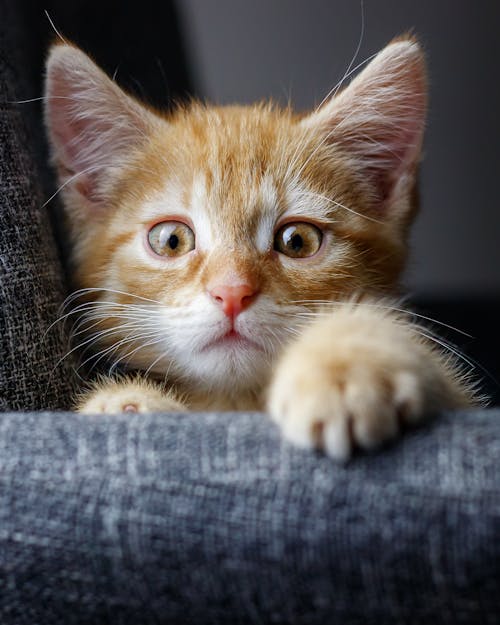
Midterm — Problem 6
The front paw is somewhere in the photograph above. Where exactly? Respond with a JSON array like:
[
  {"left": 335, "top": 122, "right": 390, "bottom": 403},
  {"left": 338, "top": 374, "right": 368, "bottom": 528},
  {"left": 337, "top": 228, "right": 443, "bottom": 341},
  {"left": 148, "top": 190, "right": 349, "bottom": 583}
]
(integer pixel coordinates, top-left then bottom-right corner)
[
  {"left": 76, "top": 377, "right": 186, "bottom": 414},
  {"left": 268, "top": 308, "right": 465, "bottom": 461}
]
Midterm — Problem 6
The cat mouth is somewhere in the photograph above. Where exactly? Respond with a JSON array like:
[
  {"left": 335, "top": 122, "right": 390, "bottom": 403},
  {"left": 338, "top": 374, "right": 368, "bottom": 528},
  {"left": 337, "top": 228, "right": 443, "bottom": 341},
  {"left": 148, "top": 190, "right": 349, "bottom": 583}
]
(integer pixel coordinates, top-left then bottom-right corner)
[{"left": 201, "top": 329, "right": 263, "bottom": 352}]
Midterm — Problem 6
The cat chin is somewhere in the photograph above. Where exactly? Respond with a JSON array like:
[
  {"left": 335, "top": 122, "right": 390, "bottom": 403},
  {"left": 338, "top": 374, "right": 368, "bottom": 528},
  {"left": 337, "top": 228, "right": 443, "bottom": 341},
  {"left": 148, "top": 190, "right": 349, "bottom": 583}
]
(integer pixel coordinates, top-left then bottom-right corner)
[{"left": 177, "top": 342, "right": 272, "bottom": 396}]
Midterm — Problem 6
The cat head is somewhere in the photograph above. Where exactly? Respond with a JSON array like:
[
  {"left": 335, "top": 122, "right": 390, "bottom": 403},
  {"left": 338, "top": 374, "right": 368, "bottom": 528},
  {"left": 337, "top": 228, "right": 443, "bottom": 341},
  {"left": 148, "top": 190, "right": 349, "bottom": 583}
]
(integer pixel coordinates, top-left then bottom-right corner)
[{"left": 45, "top": 37, "right": 426, "bottom": 398}]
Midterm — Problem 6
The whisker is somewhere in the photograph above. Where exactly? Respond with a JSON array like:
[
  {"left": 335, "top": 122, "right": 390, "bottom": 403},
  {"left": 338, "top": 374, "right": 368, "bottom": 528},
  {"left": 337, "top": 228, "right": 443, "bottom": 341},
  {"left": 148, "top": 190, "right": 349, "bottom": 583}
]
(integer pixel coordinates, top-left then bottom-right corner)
[
  {"left": 63, "top": 287, "right": 164, "bottom": 306},
  {"left": 45, "top": 9, "right": 67, "bottom": 44},
  {"left": 144, "top": 348, "right": 172, "bottom": 378},
  {"left": 70, "top": 315, "right": 160, "bottom": 337},
  {"left": 288, "top": 299, "right": 474, "bottom": 338},
  {"left": 107, "top": 335, "right": 168, "bottom": 374},
  {"left": 76, "top": 322, "right": 154, "bottom": 353},
  {"left": 42, "top": 162, "right": 158, "bottom": 208},
  {"left": 291, "top": 189, "right": 383, "bottom": 224},
  {"left": 317, "top": 0, "right": 366, "bottom": 109},
  {"left": 9, "top": 95, "right": 75, "bottom": 104},
  {"left": 42, "top": 165, "right": 104, "bottom": 208},
  {"left": 413, "top": 329, "right": 476, "bottom": 370},
  {"left": 80, "top": 330, "right": 162, "bottom": 374},
  {"left": 46, "top": 303, "right": 157, "bottom": 337}
]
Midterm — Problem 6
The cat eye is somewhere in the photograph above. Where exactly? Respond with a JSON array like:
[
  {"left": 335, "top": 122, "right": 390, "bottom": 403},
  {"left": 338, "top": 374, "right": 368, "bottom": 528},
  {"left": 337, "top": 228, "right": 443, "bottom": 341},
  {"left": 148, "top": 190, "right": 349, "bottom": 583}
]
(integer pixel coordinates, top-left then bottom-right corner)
[
  {"left": 147, "top": 221, "right": 195, "bottom": 257},
  {"left": 274, "top": 222, "right": 323, "bottom": 258}
]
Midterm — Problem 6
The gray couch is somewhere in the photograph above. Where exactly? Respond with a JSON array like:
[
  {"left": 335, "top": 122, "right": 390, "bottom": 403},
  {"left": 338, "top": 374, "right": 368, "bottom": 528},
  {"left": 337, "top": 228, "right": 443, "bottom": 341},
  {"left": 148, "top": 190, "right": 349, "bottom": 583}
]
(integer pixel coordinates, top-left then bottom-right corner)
[{"left": 1, "top": 2, "right": 499, "bottom": 623}]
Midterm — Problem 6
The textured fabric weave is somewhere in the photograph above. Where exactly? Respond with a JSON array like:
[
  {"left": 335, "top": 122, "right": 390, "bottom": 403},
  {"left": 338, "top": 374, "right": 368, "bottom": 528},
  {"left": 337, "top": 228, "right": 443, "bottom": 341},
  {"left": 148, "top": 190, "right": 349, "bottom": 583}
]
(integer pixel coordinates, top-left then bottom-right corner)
[
  {"left": 0, "top": 0, "right": 77, "bottom": 409},
  {"left": 0, "top": 409, "right": 498, "bottom": 624}
]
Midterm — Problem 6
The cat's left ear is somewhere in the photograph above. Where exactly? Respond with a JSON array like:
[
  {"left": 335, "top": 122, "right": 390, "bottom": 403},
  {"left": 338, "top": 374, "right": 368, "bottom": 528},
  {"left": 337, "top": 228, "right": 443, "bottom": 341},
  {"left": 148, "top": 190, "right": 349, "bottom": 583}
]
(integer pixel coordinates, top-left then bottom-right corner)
[
  {"left": 44, "top": 43, "right": 160, "bottom": 212},
  {"left": 301, "top": 37, "right": 427, "bottom": 221}
]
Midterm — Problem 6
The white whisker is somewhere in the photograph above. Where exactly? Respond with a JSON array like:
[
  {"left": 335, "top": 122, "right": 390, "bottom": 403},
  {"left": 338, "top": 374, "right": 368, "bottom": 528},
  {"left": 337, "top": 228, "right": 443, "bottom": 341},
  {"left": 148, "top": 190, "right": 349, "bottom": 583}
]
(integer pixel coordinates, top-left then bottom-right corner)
[
  {"left": 317, "top": 0, "right": 366, "bottom": 110},
  {"left": 80, "top": 330, "right": 162, "bottom": 374},
  {"left": 64, "top": 287, "right": 164, "bottom": 306},
  {"left": 45, "top": 10, "right": 67, "bottom": 44},
  {"left": 288, "top": 299, "right": 473, "bottom": 338},
  {"left": 107, "top": 334, "right": 171, "bottom": 374},
  {"left": 42, "top": 162, "right": 159, "bottom": 208}
]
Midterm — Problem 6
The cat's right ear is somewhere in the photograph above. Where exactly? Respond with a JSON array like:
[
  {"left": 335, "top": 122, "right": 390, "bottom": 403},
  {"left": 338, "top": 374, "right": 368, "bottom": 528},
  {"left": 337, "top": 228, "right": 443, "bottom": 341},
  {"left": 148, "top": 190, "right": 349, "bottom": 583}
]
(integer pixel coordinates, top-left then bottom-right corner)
[
  {"left": 300, "top": 37, "right": 426, "bottom": 223},
  {"left": 44, "top": 43, "right": 159, "bottom": 213}
]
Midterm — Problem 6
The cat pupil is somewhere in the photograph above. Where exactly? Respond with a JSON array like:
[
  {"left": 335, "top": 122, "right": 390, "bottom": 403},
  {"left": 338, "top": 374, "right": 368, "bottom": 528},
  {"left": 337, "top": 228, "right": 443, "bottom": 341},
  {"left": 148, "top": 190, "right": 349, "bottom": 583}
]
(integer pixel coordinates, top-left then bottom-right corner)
[
  {"left": 290, "top": 234, "right": 303, "bottom": 252},
  {"left": 169, "top": 234, "right": 179, "bottom": 250}
]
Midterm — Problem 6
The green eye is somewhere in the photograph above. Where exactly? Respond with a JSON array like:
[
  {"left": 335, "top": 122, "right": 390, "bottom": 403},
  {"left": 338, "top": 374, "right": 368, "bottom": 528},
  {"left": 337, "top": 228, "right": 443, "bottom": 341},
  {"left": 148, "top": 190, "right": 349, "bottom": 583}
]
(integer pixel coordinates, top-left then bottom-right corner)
[
  {"left": 274, "top": 222, "right": 323, "bottom": 258},
  {"left": 148, "top": 221, "right": 195, "bottom": 257}
]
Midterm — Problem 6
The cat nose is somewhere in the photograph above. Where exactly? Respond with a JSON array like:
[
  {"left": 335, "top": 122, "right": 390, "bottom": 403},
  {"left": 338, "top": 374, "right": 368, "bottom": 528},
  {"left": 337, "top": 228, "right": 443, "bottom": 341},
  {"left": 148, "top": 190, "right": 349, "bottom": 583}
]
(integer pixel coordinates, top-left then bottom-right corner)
[{"left": 209, "top": 284, "right": 257, "bottom": 318}]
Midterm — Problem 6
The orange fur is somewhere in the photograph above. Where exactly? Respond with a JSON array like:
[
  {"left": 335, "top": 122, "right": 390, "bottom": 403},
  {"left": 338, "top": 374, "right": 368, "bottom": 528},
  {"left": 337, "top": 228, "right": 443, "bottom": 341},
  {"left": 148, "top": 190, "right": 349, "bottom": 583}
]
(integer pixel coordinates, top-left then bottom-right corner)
[{"left": 45, "top": 37, "right": 475, "bottom": 459}]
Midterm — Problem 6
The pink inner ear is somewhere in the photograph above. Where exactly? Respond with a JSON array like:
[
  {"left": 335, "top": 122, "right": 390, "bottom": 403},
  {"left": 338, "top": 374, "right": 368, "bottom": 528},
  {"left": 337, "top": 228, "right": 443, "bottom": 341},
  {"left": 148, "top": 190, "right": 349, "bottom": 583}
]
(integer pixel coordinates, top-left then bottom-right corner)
[
  {"left": 360, "top": 99, "right": 425, "bottom": 203},
  {"left": 333, "top": 79, "right": 426, "bottom": 205},
  {"left": 48, "top": 68, "right": 85, "bottom": 164},
  {"left": 303, "top": 40, "right": 427, "bottom": 209},
  {"left": 47, "top": 68, "right": 107, "bottom": 203},
  {"left": 45, "top": 46, "right": 152, "bottom": 207}
]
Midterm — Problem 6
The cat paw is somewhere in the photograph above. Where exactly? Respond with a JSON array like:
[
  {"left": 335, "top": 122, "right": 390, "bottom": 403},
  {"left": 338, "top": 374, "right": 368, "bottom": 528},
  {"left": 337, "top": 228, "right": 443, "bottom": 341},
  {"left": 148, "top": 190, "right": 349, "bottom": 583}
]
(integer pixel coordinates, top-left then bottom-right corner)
[
  {"left": 269, "top": 361, "right": 423, "bottom": 461},
  {"left": 268, "top": 308, "right": 461, "bottom": 461},
  {"left": 76, "top": 378, "right": 186, "bottom": 414}
]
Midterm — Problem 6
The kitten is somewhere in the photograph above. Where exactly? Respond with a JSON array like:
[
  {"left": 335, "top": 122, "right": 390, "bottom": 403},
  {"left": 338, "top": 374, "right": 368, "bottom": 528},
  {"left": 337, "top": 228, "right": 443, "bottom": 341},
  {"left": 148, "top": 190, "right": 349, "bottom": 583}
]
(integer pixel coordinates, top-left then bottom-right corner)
[{"left": 44, "top": 36, "right": 474, "bottom": 460}]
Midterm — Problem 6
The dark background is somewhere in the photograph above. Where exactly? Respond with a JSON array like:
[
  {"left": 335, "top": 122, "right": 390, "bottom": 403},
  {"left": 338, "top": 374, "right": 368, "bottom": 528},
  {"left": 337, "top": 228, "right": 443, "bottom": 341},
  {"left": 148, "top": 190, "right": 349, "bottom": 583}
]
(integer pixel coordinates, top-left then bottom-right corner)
[{"left": 20, "top": 0, "right": 500, "bottom": 402}]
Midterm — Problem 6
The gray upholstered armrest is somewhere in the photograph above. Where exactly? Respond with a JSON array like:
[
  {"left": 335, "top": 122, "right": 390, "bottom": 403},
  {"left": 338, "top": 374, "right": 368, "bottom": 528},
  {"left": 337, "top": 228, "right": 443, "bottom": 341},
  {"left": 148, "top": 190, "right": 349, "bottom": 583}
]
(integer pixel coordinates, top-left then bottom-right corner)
[{"left": 0, "top": 409, "right": 498, "bottom": 624}]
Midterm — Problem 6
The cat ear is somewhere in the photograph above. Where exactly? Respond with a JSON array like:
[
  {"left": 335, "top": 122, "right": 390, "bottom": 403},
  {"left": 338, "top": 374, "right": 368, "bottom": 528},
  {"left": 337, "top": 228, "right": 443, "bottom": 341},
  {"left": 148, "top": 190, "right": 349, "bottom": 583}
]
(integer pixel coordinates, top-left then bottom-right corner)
[
  {"left": 44, "top": 43, "right": 159, "bottom": 209},
  {"left": 301, "top": 37, "right": 427, "bottom": 219}
]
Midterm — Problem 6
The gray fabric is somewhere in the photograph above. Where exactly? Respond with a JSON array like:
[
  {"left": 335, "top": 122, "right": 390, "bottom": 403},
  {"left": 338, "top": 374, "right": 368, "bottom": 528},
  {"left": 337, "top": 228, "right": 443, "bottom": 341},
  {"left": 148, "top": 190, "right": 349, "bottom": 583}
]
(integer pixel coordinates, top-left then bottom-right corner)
[
  {"left": 0, "top": 409, "right": 498, "bottom": 624},
  {"left": 0, "top": 0, "right": 77, "bottom": 410}
]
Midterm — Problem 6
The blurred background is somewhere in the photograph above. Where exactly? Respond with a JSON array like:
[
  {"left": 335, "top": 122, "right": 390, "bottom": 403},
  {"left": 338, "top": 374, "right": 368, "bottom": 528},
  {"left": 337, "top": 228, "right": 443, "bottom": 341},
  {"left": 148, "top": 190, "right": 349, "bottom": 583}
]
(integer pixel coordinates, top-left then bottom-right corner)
[{"left": 19, "top": 0, "right": 500, "bottom": 400}]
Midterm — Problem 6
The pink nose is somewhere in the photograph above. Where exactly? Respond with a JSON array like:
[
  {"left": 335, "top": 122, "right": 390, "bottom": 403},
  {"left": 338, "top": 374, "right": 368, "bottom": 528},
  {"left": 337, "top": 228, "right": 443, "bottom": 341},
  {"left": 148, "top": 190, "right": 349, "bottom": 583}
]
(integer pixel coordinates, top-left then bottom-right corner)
[{"left": 209, "top": 284, "right": 257, "bottom": 318}]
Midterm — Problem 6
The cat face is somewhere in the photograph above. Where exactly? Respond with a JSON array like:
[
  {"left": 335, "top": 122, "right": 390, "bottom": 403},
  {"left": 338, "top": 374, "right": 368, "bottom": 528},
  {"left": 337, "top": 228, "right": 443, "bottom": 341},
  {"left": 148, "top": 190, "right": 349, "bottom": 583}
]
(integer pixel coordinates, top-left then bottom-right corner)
[{"left": 45, "top": 38, "right": 426, "bottom": 397}]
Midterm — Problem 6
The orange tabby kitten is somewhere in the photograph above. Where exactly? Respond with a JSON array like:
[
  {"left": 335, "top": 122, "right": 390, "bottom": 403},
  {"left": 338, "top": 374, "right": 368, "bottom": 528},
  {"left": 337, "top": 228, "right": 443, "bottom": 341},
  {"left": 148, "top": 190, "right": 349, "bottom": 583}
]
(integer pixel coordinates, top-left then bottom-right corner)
[{"left": 44, "top": 36, "right": 474, "bottom": 460}]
